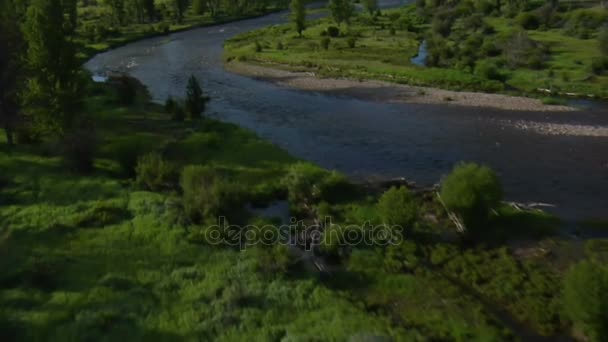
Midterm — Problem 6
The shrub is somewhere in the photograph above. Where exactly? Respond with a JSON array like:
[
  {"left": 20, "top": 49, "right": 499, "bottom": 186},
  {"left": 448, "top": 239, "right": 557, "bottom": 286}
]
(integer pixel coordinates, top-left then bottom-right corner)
[
  {"left": 562, "top": 261, "right": 608, "bottom": 341},
  {"left": 254, "top": 41, "right": 262, "bottom": 52},
  {"left": 61, "top": 125, "right": 98, "bottom": 174},
  {"left": 181, "top": 165, "right": 243, "bottom": 222},
  {"left": 347, "top": 36, "right": 357, "bottom": 48},
  {"left": 591, "top": 57, "right": 608, "bottom": 75},
  {"left": 389, "top": 27, "right": 396, "bottom": 35},
  {"left": 283, "top": 162, "right": 328, "bottom": 205},
  {"left": 135, "top": 152, "right": 177, "bottom": 191},
  {"left": 326, "top": 25, "right": 340, "bottom": 37},
  {"left": 440, "top": 162, "right": 503, "bottom": 233},
  {"left": 475, "top": 60, "right": 502, "bottom": 81},
  {"left": 377, "top": 186, "right": 417, "bottom": 229},
  {"left": 109, "top": 137, "right": 151, "bottom": 177},
  {"left": 517, "top": 12, "right": 540, "bottom": 30},
  {"left": 115, "top": 76, "right": 137, "bottom": 106},
  {"left": 321, "top": 37, "right": 331, "bottom": 50},
  {"left": 275, "top": 41, "right": 284, "bottom": 50}
]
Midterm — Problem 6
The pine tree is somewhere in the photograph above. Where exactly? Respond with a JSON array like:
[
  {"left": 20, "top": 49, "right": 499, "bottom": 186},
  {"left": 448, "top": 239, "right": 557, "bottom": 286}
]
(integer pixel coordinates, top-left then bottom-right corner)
[
  {"left": 185, "top": 75, "right": 206, "bottom": 120},
  {"left": 329, "top": 0, "right": 353, "bottom": 26},
  {"left": 23, "top": 0, "right": 83, "bottom": 136}
]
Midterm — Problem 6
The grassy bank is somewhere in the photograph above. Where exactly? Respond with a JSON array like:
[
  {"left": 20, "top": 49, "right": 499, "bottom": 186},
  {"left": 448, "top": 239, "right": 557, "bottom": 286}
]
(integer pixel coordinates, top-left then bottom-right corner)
[
  {"left": 224, "top": 5, "right": 608, "bottom": 100},
  {"left": 1, "top": 77, "right": 607, "bottom": 340}
]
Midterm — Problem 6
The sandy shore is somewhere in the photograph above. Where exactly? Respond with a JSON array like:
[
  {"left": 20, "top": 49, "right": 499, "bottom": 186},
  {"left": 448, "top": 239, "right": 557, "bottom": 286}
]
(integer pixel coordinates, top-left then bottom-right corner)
[{"left": 226, "top": 61, "right": 577, "bottom": 112}]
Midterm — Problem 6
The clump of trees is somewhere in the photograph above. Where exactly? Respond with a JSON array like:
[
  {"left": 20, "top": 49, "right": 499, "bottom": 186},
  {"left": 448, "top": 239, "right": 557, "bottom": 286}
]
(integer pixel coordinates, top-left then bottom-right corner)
[
  {"left": 440, "top": 162, "right": 503, "bottom": 234},
  {"left": 164, "top": 75, "right": 209, "bottom": 121}
]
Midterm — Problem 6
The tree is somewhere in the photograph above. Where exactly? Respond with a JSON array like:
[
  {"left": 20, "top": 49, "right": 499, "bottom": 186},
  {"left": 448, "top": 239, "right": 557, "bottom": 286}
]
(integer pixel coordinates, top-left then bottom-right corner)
[
  {"left": 290, "top": 0, "right": 306, "bottom": 37},
  {"left": 599, "top": 26, "right": 608, "bottom": 57},
  {"left": 0, "top": 0, "right": 23, "bottom": 146},
  {"left": 562, "top": 261, "right": 608, "bottom": 341},
  {"left": 377, "top": 186, "right": 417, "bottom": 228},
  {"left": 362, "top": 0, "right": 377, "bottom": 15},
  {"left": 440, "top": 162, "right": 503, "bottom": 233},
  {"left": 185, "top": 75, "right": 206, "bottom": 119},
  {"left": 193, "top": 0, "right": 206, "bottom": 15},
  {"left": 172, "top": 0, "right": 189, "bottom": 23},
  {"left": 329, "top": 0, "right": 353, "bottom": 26},
  {"left": 23, "top": 0, "right": 83, "bottom": 136}
]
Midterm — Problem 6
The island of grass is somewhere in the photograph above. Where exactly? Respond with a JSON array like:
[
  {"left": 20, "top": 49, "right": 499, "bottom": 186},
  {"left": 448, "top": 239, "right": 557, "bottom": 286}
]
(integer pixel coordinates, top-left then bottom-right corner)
[{"left": 224, "top": 2, "right": 608, "bottom": 103}]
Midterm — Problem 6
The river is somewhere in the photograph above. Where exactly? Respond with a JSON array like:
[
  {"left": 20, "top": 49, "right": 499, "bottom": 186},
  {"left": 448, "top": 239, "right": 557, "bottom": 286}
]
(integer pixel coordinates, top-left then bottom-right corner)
[{"left": 85, "top": 1, "right": 608, "bottom": 222}]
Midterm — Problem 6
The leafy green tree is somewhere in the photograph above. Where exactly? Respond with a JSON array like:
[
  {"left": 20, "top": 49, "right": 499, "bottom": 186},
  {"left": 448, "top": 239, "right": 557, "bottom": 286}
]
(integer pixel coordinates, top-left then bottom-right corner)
[
  {"left": 193, "top": 0, "right": 207, "bottom": 15},
  {"left": 185, "top": 75, "right": 207, "bottom": 119},
  {"left": 104, "top": 0, "right": 126, "bottom": 25},
  {"left": 377, "top": 186, "right": 417, "bottom": 228},
  {"left": 440, "top": 162, "right": 503, "bottom": 233},
  {"left": 362, "top": 0, "right": 377, "bottom": 15},
  {"left": 562, "top": 260, "right": 608, "bottom": 341},
  {"left": 23, "top": 0, "right": 83, "bottom": 136},
  {"left": 329, "top": 0, "right": 353, "bottom": 26},
  {"left": 290, "top": 0, "right": 306, "bottom": 37},
  {"left": 0, "top": 0, "right": 23, "bottom": 146}
]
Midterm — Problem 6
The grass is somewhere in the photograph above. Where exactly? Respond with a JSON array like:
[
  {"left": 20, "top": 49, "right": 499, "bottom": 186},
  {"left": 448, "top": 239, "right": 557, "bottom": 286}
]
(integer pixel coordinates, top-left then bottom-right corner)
[
  {"left": 224, "top": 6, "right": 608, "bottom": 100},
  {"left": 0, "top": 77, "right": 603, "bottom": 340}
]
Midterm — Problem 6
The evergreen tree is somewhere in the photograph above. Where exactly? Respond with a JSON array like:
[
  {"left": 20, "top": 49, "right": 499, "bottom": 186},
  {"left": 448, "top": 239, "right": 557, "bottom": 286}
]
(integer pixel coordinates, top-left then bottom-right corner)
[
  {"left": 290, "top": 0, "right": 306, "bottom": 37},
  {"left": 185, "top": 75, "right": 206, "bottom": 120},
  {"left": 23, "top": 0, "right": 83, "bottom": 136}
]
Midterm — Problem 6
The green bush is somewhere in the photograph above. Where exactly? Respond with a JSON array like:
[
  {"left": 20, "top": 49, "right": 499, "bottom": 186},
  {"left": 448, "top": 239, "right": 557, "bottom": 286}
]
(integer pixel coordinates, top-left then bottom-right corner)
[
  {"left": 326, "top": 25, "right": 340, "bottom": 37},
  {"left": 108, "top": 137, "right": 153, "bottom": 177},
  {"left": 275, "top": 41, "right": 284, "bottom": 50},
  {"left": 562, "top": 260, "right": 608, "bottom": 341},
  {"left": 321, "top": 37, "right": 331, "bottom": 50},
  {"left": 135, "top": 152, "right": 177, "bottom": 191},
  {"left": 475, "top": 60, "right": 503, "bottom": 81},
  {"left": 115, "top": 76, "right": 137, "bottom": 106},
  {"left": 347, "top": 36, "right": 357, "bottom": 48},
  {"left": 377, "top": 186, "right": 417, "bottom": 229},
  {"left": 591, "top": 57, "right": 608, "bottom": 75},
  {"left": 283, "top": 163, "right": 328, "bottom": 205},
  {"left": 517, "top": 12, "right": 540, "bottom": 30},
  {"left": 181, "top": 165, "right": 243, "bottom": 222},
  {"left": 440, "top": 162, "right": 503, "bottom": 233}
]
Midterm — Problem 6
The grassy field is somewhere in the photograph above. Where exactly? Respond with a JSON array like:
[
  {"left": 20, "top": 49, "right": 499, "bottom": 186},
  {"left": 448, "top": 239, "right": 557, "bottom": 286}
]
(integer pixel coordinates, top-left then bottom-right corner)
[
  {"left": 2, "top": 77, "right": 607, "bottom": 340},
  {"left": 224, "top": 5, "right": 608, "bottom": 100}
]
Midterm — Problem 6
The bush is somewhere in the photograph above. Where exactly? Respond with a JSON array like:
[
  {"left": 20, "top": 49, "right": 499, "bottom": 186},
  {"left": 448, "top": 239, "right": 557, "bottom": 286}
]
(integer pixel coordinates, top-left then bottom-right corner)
[
  {"left": 109, "top": 137, "right": 151, "bottom": 177},
  {"left": 181, "top": 165, "right": 243, "bottom": 222},
  {"left": 321, "top": 37, "right": 331, "bottom": 50},
  {"left": 440, "top": 162, "right": 503, "bottom": 233},
  {"left": 254, "top": 41, "right": 262, "bottom": 52},
  {"left": 562, "top": 261, "right": 608, "bottom": 341},
  {"left": 115, "top": 76, "right": 137, "bottom": 106},
  {"left": 135, "top": 152, "right": 177, "bottom": 191},
  {"left": 475, "top": 60, "right": 502, "bottom": 81},
  {"left": 377, "top": 187, "right": 417, "bottom": 229},
  {"left": 591, "top": 57, "right": 608, "bottom": 75},
  {"left": 326, "top": 25, "right": 340, "bottom": 37},
  {"left": 283, "top": 163, "right": 337, "bottom": 205},
  {"left": 347, "top": 36, "right": 357, "bottom": 48},
  {"left": 275, "top": 41, "right": 284, "bottom": 50},
  {"left": 61, "top": 125, "right": 98, "bottom": 174},
  {"left": 185, "top": 75, "right": 206, "bottom": 120},
  {"left": 517, "top": 12, "right": 540, "bottom": 30}
]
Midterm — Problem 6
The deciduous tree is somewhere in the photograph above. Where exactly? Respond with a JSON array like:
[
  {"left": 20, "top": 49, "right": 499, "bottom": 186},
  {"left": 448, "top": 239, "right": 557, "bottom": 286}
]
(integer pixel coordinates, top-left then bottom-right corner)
[{"left": 290, "top": 0, "right": 306, "bottom": 36}]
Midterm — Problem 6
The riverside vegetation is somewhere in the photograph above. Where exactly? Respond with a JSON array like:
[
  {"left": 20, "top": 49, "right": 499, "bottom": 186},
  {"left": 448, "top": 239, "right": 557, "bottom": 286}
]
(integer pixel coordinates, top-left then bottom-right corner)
[
  {"left": 2, "top": 0, "right": 608, "bottom": 340},
  {"left": 224, "top": 0, "right": 608, "bottom": 101}
]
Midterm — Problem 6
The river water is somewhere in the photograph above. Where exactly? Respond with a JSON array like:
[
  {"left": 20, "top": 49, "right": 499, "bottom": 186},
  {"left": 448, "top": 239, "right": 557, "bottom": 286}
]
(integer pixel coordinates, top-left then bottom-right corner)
[{"left": 85, "top": 1, "right": 608, "bottom": 221}]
